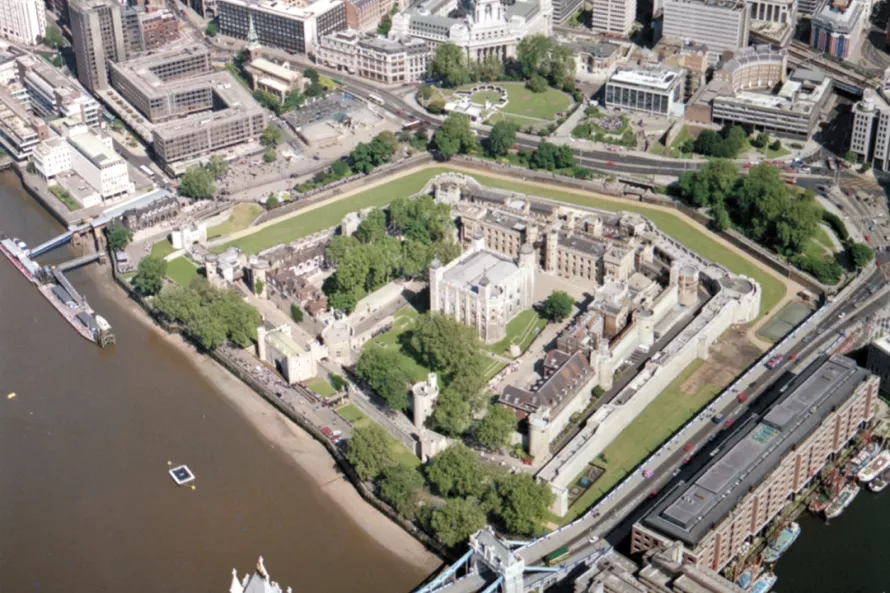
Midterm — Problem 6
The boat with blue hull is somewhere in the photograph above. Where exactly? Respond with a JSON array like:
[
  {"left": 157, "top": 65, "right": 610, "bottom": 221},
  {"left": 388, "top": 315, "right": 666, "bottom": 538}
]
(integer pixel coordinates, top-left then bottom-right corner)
[{"left": 762, "top": 522, "right": 800, "bottom": 564}]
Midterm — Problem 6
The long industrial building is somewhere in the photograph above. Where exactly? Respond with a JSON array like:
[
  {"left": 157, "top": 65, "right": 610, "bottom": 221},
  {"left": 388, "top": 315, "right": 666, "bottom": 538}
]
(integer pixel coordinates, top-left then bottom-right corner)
[
  {"left": 632, "top": 355, "right": 878, "bottom": 571},
  {"left": 109, "top": 45, "right": 266, "bottom": 164}
]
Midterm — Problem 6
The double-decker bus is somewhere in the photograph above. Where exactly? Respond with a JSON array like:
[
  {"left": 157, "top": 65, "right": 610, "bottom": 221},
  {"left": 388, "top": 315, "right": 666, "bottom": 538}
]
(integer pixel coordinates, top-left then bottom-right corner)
[{"left": 544, "top": 546, "right": 570, "bottom": 566}]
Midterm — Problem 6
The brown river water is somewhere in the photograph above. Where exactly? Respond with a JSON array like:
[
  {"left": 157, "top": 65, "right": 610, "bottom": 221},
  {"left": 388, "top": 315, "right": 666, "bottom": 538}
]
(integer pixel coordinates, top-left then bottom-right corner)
[{"left": 0, "top": 172, "right": 426, "bottom": 592}]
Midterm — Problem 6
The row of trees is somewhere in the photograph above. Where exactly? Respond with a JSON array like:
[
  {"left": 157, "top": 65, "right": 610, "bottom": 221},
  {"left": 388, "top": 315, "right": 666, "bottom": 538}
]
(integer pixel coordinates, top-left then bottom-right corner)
[
  {"left": 679, "top": 126, "right": 749, "bottom": 159},
  {"left": 347, "top": 432, "right": 553, "bottom": 545},
  {"left": 179, "top": 154, "right": 232, "bottom": 199},
  {"left": 154, "top": 277, "right": 262, "bottom": 350},
  {"left": 322, "top": 197, "right": 460, "bottom": 313}
]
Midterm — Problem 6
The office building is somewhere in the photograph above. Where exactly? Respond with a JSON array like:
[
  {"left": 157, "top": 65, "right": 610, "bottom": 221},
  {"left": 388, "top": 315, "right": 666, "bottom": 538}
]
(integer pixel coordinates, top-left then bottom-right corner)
[
  {"left": 134, "top": 7, "right": 180, "bottom": 50},
  {"left": 390, "top": 0, "right": 552, "bottom": 62},
  {"left": 571, "top": 42, "right": 621, "bottom": 77},
  {"left": 604, "top": 66, "right": 686, "bottom": 116},
  {"left": 32, "top": 125, "right": 134, "bottom": 205},
  {"left": 590, "top": 0, "right": 636, "bottom": 36},
  {"left": 662, "top": 0, "right": 749, "bottom": 64},
  {"left": 15, "top": 55, "right": 101, "bottom": 127},
  {"left": 850, "top": 80, "right": 890, "bottom": 170},
  {"left": 0, "top": 0, "right": 45, "bottom": 44},
  {"left": 0, "top": 85, "right": 46, "bottom": 160},
  {"left": 429, "top": 229, "right": 536, "bottom": 344},
  {"left": 244, "top": 57, "right": 308, "bottom": 101},
  {"left": 184, "top": 0, "right": 217, "bottom": 17},
  {"left": 656, "top": 39, "right": 709, "bottom": 98},
  {"left": 690, "top": 68, "right": 830, "bottom": 139},
  {"left": 218, "top": 0, "right": 347, "bottom": 55},
  {"left": 553, "top": 0, "right": 584, "bottom": 24},
  {"left": 109, "top": 45, "right": 266, "bottom": 164},
  {"left": 866, "top": 335, "right": 890, "bottom": 394},
  {"left": 632, "top": 355, "right": 877, "bottom": 572},
  {"left": 317, "top": 29, "right": 432, "bottom": 84},
  {"left": 797, "top": 0, "right": 821, "bottom": 14},
  {"left": 810, "top": 0, "right": 867, "bottom": 60},
  {"left": 69, "top": 0, "right": 129, "bottom": 92},
  {"left": 345, "top": 0, "right": 399, "bottom": 32},
  {"left": 712, "top": 44, "right": 787, "bottom": 92}
]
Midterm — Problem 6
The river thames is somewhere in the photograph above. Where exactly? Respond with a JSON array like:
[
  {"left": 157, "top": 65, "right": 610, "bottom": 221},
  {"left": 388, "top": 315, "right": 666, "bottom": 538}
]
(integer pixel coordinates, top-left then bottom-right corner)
[{"left": 0, "top": 172, "right": 427, "bottom": 591}]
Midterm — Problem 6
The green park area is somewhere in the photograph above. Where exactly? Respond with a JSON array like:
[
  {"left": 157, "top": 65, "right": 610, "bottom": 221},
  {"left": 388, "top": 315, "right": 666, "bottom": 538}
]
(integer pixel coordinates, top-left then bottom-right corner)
[
  {"left": 558, "top": 359, "right": 723, "bottom": 524},
  {"left": 369, "top": 306, "right": 505, "bottom": 383},
  {"left": 336, "top": 403, "right": 420, "bottom": 468},
  {"left": 150, "top": 239, "right": 175, "bottom": 259},
  {"left": 306, "top": 377, "right": 336, "bottom": 398},
  {"left": 208, "top": 203, "right": 264, "bottom": 240},
  {"left": 167, "top": 257, "right": 199, "bottom": 286},
  {"left": 215, "top": 165, "right": 785, "bottom": 318},
  {"left": 437, "top": 82, "right": 572, "bottom": 128},
  {"left": 488, "top": 310, "right": 548, "bottom": 357}
]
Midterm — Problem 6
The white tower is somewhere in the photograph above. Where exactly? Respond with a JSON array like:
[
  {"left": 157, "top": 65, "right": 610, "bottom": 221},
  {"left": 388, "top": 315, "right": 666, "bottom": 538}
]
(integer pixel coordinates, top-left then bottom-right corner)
[{"left": 412, "top": 373, "right": 440, "bottom": 429}]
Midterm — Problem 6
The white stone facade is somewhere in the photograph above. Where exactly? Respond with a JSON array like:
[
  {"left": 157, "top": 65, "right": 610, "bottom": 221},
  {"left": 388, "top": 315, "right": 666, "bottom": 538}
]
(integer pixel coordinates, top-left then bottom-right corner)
[
  {"left": 0, "top": 0, "right": 46, "bottom": 45},
  {"left": 590, "top": 0, "right": 636, "bottom": 36},
  {"left": 390, "top": 0, "right": 552, "bottom": 62},
  {"left": 430, "top": 229, "right": 536, "bottom": 344},
  {"left": 317, "top": 29, "right": 432, "bottom": 85}
]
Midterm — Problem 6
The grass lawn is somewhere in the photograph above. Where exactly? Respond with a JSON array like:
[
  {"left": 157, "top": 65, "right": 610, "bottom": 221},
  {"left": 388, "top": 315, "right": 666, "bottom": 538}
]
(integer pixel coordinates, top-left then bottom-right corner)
[
  {"left": 489, "top": 310, "right": 548, "bottom": 357},
  {"left": 462, "top": 173, "right": 785, "bottom": 318},
  {"left": 485, "top": 112, "right": 546, "bottom": 128},
  {"left": 217, "top": 166, "right": 785, "bottom": 316},
  {"left": 458, "top": 82, "right": 572, "bottom": 121},
  {"left": 167, "top": 257, "right": 199, "bottom": 286},
  {"left": 306, "top": 377, "right": 337, "bottom": 398},
  {"left": 760, "top": 144, "right": 791, "bottom": 159},
  {"left": 208, "top": 203, "right": 263, "bottom": 240},
  {"left": 216, "top": 168, "right": 452, "bottom": 254},
  {"left": 558, "top": 359, "right": 722, "bottom": 524},
  {"left": 813, "top": 224, "right": 839, "bottom": 252},
  {"left": 470, "top": 90, "right": 502, "bottom": 105},
  {"left": 336, "top": 403, "right": 420, "bottom": 469},
  {"left": 150, "top": 239, "right": 175, "bottom": 259}
]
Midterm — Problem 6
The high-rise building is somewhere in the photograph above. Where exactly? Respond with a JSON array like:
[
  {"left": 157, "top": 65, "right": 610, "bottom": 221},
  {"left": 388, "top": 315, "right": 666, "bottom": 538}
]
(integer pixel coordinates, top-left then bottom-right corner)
[
  {"left": 553, "top": 0, "right": 584, "bottom": 24},
  {"left": 590, "top": 0, "right": 636, "bottom": 36},
  {"left": 0, "top": 0, "right": 46, "bottom": 45},
  {"left": 69, "top": 0, "right": 129, "bottom": 92},
  {"left": 218, "top": 0, "right": 347, "bottom": 55},
  {"left": 810, "top": 0, "right": 867, "bottom": 60},
  {"left": 662, "top": 0, "right": 749, "bottom": 64},
  {"left": 850, "top": 79, "right": 890, "bottom": 170}
]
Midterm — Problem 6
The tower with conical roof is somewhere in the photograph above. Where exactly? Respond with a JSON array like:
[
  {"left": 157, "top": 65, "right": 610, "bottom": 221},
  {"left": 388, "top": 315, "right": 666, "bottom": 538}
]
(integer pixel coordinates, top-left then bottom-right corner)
[{"left": 246, "top": 13, "right": 260, "bottom": 52}]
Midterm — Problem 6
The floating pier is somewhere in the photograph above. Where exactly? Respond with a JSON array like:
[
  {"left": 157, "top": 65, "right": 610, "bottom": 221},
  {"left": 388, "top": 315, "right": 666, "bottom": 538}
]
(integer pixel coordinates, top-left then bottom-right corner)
[{"left": 169, "top": 465, "right": 195, "bottom": 486}]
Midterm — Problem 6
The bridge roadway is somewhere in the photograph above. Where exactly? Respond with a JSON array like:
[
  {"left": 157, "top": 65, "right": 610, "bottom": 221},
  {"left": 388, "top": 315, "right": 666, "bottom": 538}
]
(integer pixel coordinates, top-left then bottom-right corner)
[
  {"left": 514, "top": 269, "right": 888, "bottom": 567},
  {"left": 52, "top": 252, "right": 103, "bottom": 307}
]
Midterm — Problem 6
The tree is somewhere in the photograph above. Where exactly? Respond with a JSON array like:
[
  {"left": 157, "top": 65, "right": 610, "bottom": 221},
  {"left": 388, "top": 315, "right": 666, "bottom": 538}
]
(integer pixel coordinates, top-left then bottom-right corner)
[
  {"left": 432, "top": 387, "right": 474, "bottom": 436},
  {"left": 291, "top": 304, "right": 304, "bottom": 323},
  {"left": 304, "top": 68, "right": 320, "bottom": 84},
  {"left": 845, "top": 150, "right": 860, "bottom": 164},
  {"left": 205, "top": 21, "right": 219, "bottom": 36},
  {"left": 529, "top": 142, "right": 574, "bottom": 171},
  {"left": 769, "top": 139, "right": 783, "bottom": 152},
  {"left": 433, "top": 113, "right": 476, "bottom": 159},
  {"left": 427, "top": 444, "right": 487, "bottom": 498},
  {"left": 330, "top": 373, "right": 348, "bottom": 391},
  {"left": 305, "top": 82, "right": 326, "bottom": 98},
  {"left": 710, "top": 204, "right": 732, "bottom": 232},
  {"left": 107, "top": 223, "right": 133, "bottom": 251},
  {"left": 849, "top": 242, "right": 875, "bottom": 269},
  {"left": 752, "top": 132, "right": 770, "bottom": 148},
  {"left": 474, "top": 404, "right": 518, "bottom": 451},
  {"left": 431, "top": 498, "right": 486, "bottom": 547},
  {"left": 263, "top": 148, "right": 277, "bottom": 163},
  {"left": 26, "top": 161, "right": 36, "bottom": 174},
  {"left": 133, "top": 256, "right": 167, "bottom": 296},
  {"left": 43, "top": 24, "right": 65, "bottom": 48},
  {"left": 542, "top": 291, "right": 574, "bottom": 321},
  {"left": 266, "top": 194, "right": 279, "bottom": 209},
  {"left": 516, "top": 35, "right": 553, "bottom": 79},
  {"left": 677, "top": 159, "right": 739, "bottom": 208},
  {"left": 284, "top": 91, "right": 304, "bottom": 112},
  {"left": 179, "top": 165, "right": 216, "bottom": 199},
  {"left": 378, "top": 465, "right": 424, "bottom": 518},
  {"left": 347, "top": 424, "right": 394, "bottom": 481},
  {"left": 377, "top": 14, "right": 393, "bottom": 36},
  {"left": 526, "top": 74, "right": 549, "bottom": 93},
  {"left": 356, "top": 208, "right": 388, "bottom": 244},
  {"left": 355, "top": 347, "right": 410, "bottom": 410},
  {"left": 471, "top": 54, "right": 504, "bottom": 82},
  {"left": 331, "top": 159, "right": 350, "bottom": 178},
  {"left": 429, "top": 43, "right": 470, "bottom": 88},
  {"left": 494, "top": 474, "right": 554, "bottom": 535},
  {"left": 261, "top": 125, "right": 282, "bottom": 147},
  {"left": 205, "top": 155, "right": 229, "bottom": 179},
  {"left": 254, "top": 279, "right": 265, "bottom": 295},
  {"left": 487, "top": 121, "right": 518, "bottom": 158},
  {"left": 411, "top": 312, "right": 485, "bottom": 379}
]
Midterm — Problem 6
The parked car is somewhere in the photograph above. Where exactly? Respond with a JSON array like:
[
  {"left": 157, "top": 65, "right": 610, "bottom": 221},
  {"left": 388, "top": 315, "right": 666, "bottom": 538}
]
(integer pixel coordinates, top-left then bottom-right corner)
[
  {"left": 684, "top": 442, "right": 695, "bottom": 452},
  {"left": 737, "top": 392, "right": 748, "bottom": 403},
  {"left": 724, "top": 418, "right": 735, "bottom": 428}
]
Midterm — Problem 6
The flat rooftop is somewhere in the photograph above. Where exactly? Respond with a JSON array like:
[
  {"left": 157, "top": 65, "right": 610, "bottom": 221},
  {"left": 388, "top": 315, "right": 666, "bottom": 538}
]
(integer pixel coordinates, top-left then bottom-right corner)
[
  {"left": 443, "top": 250, "right": 519, "bottom": 293},
  {"left": 267, "top": 329, "right": 304, "bottom": 357},
  {"left": 642, "top": 355, "right": 871, "bottom": 546},
  {"left": 609, "top": 67, "right": 682, "bottom": 91},
  {"left": 219, "top": 0, "right": 342, "bottom": 19},
  {"left": 69, "top": 131, "right": 123, "bottom": 168}
]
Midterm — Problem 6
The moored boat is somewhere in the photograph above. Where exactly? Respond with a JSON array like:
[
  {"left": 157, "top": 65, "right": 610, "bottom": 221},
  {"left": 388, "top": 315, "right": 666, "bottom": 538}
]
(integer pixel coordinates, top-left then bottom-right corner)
[
  {"left": 761, "top": 522, "right": 800, "bottom": 564},
  {"left": 870, "top": 469, "right": 890, "bottom": 492},
  {"left": 857, "top": 450, "right": 890, "bottom": 483},
  {"left": 849, "top": 442, "right": 880, "bottom": 475},
  {"left": 824, "top": 483, "right": 860, "bottom": 520},
  {"left": 737, "top": 569, "right": 754, "bottom": 590},
  {"left": 751, "top": 572, "right": 778, "bottom": 593}
]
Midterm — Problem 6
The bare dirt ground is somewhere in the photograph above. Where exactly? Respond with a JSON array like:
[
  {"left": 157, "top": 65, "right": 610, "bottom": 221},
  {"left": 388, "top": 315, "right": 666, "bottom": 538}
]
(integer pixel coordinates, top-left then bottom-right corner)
[{"left": 680, "top": 327, "right": 762, "bottom": 396}]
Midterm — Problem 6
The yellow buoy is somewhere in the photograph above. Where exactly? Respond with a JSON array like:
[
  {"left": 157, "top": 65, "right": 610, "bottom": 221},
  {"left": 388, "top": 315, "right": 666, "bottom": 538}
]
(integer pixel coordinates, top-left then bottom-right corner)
[
  {"left": 167, "top": 461, "right": 172, "bottom": 466},
  {"left": 191, "top": 485, "right": 196, "bottom": 491},
  {"left": 7, "top": 392, "right": 15, "bottom": 399}
]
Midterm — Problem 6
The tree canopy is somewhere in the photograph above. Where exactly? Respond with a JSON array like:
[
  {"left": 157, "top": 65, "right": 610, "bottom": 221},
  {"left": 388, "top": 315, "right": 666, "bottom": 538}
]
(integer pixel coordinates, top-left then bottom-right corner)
[
  {"left": 350, "top": 132, "right": 396, "bottom": 173},
  {"left": 154, "top": 277, "right": 261, "bottom": 351},
  {"left": 107, "top": 223, "right": 133, "bottom": 251},
  {"left": 542, "top": 291, "right": 574, "bottom": 321},
  {"left": 494, "top": 474, "right": 554, "bottom": 535},
  {"left": 410, "top": 313, "right": 486, "bottom": 380},
  {"left": 377, "top": 464, "right": 425, "bottom": 518},
  {"left": 529, "top": 142, "right": 575, "bottom": 171},
  {"left": 486, "top": 121, "right": 518, "bottom": 158},
  {"left": 850, "top": 242, "right": 875, "bottom": 269},
  {"left": 179, "top": 165, "right": 216, "bottom": 199},
  {"left": 43, "top": 24, "right": 65, "bottom": 48},
  {"left": 430, "top": 498, "right": 486, "bottom": 547},
  {"left": 355, "top": 347, "right": 411, "bottom": 411},
  {"left": 133, "top": 256, "right": 167, "bottom": 296},
  {"left": 429, "top": 43, "right": 471, "bottom": 88},
  {"left": 474, "top": 404, "right": 518, "bottom": 451},
  {"left": 346, "top": 424, "right": 394, "bottom": 481},
  {"left": 433, "top": 113, "right": 477, "bottom": 159},
  {"left": 261, "top": 125, "right": 282, "bottom": 147},
  {"left": 426, "top": 444, "right": 487, "bottom": 498}
]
